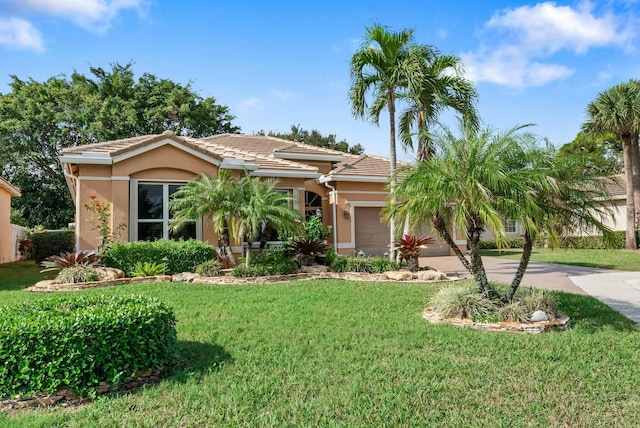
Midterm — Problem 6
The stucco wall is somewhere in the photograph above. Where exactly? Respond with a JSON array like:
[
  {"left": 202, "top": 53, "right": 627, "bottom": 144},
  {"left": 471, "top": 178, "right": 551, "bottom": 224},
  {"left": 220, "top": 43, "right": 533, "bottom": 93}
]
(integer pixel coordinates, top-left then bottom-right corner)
[{"left": 0, "top": 189, "right": 12, "bottom": 263}]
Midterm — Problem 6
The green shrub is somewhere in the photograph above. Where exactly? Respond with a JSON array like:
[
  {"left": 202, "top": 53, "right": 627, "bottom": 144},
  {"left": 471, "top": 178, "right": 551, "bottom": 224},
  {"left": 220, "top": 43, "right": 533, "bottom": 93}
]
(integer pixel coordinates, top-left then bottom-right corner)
[
  {"left": 0, "top": 295, "right": 177, "bottom": 398},
  {"left": 130, "top": 261, "right": 166, "bottom": 277},
  {"left": 323, "top": 247, "right": 336, "bottom": 267},
  {"left": 478, "top": 237, "right": 525, "bottom": 250},
  {"left": 102, "top": 239, "right": 216, "bottom": 275},
  {"left": 56, "top": 264, "right": 100, "bottom": 283},
  {"left": 31, "top": 230, "right": 75, "bottom": 262},
  {"left": 302, "top": 216, "right": 332, "bottom": 242},
  {"left": 232, "top": 265, "right": 270, "bottom": 277},
  {"left": 195, "top": 259, "right": 222, "bottom": 277},
  {"left": 331, "top": 256, "right": 397, "bottom": 273},
  {"left": 429, "top": 282, "right": 497, "bottom": 320}
]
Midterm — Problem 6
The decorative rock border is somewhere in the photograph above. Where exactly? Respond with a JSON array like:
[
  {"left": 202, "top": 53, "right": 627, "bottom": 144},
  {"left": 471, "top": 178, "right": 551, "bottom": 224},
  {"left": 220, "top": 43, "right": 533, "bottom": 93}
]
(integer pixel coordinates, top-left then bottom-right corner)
[
  {"left": 422, "top": 308, "right": 571, "bottom": 334},
  {"left": 27, "top": 270, "right": 452, "bottom": 292}
]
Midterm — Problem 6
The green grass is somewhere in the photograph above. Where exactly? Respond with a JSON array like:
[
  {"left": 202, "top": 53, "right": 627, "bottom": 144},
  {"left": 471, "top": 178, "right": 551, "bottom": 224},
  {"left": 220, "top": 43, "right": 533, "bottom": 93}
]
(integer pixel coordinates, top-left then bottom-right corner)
[
  {"left": 481, "top": 248, "right": 640, "bottom": 271},
  {"left": 0, "top": 261, "right": 56, "bottom": 291},
  {"left": 1, "top": 278, "right": 639, "bottom": 427}
]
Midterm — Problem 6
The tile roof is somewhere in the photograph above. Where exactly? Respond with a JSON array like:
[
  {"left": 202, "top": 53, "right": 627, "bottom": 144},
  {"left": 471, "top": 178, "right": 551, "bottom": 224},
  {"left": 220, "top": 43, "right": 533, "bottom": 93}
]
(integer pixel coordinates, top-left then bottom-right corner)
[{"left": 59, "top": 131, "right": 393, "bottom": 181}]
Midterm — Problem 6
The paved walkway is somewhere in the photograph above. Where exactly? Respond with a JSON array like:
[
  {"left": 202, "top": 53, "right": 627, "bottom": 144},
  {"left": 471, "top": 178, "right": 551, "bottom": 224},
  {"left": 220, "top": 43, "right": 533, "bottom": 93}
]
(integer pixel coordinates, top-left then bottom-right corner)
[{"left": 421, "top": 255, "right": 640, "bottom": 324}]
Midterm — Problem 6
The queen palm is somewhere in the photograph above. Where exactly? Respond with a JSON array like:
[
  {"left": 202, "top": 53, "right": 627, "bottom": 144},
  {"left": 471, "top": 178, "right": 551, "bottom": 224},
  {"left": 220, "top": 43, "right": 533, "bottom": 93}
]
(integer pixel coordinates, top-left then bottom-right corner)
[
  {"left": 398, "top": 50, "right": 478, "bottom": 161},
  {"left": 582, "top": 79, "right": 640, "bottom": 249},
  {"left": 349, "top": 23, "right": 425, "bottom": 259}
]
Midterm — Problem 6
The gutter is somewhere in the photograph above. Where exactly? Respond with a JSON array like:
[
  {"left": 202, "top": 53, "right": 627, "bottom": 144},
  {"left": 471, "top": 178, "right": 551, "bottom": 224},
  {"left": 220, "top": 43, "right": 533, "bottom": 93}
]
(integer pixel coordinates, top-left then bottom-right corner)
[{"left": 323, "top": 182, "right": 338, "bottom": 251}]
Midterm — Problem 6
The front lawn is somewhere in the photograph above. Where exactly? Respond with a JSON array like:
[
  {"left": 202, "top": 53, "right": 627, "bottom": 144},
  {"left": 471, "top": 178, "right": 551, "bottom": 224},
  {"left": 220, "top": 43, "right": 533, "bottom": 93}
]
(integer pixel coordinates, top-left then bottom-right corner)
[
  {"left": 1, "top": 279, "right": 639, "bottom": 427},
  {"left": 481, "top": 248, "right": 640, "bottom": 271}
]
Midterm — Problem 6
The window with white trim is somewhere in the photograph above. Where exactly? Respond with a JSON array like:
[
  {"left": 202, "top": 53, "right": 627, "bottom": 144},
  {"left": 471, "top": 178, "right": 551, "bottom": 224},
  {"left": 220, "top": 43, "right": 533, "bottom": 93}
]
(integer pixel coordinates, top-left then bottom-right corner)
[
  {"left": 505, "top": 219, "right": 517, "bottom": 234},
  {"left": 133, "top": 182, "right": 201, "bottom": 241}
]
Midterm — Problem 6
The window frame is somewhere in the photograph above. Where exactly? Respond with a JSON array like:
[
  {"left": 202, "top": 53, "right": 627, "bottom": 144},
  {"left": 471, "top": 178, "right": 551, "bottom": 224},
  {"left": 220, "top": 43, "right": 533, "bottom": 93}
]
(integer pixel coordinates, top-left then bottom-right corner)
[
  {"left": 505, "top": 218, "right": 518, "bottom": 234},
  {"left": 129, "top": 180, "right": 202, "bottom": 242}
]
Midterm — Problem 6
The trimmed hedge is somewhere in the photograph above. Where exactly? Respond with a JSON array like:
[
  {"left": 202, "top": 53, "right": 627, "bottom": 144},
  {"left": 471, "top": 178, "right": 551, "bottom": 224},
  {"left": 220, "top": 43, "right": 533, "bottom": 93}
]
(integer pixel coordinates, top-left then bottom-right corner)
[
  {"left": 331, "top": 256, "right": 399, "bottom": 273},
  {"left": 481, "top": 231, "right": 636, "bottom": 250},
  {"left": 0, "top": 295, "right": 177, "bottom": 398},
  {"left": 102, "top": 239, "right": 216, "bottom": 275},
  {"left": 31, "top": 230, "right": 74, "bottom": 262}
]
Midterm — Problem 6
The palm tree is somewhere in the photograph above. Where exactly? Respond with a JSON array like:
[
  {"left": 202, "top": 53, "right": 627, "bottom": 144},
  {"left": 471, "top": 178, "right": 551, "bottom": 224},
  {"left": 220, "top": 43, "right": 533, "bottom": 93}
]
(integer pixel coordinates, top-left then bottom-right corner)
[
  {"left": 387, "top": 121, "right": 613, "bottom": 299},
  {"left": 169, "top": 170, "right": 240, "bottom": 266},
  {"left": 349, "top": 23, "right": 425, "bottom": 260},
  {"left": 398, "top": 50, "right": 478, "bottom": 161},
  {"left": 582, "top": 80, "right": 640, "bottom": 249},
  {"left": 232, "top": 176, "right": 301, "bottom": 267}
]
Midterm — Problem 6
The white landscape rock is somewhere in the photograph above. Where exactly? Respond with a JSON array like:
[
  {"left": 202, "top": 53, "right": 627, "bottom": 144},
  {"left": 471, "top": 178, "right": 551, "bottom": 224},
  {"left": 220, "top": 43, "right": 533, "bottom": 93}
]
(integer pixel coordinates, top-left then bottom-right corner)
[{"left": 530, "top": 310, "right": 550, "bottom": 322}]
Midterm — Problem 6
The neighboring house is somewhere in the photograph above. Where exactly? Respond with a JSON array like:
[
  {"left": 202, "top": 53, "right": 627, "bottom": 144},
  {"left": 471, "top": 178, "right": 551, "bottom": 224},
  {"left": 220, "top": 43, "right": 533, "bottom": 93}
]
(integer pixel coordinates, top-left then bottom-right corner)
[
  {"left": 59, "top": 131, "right": 450, "bottom": 257},
  {"left": 0, "top": 177, "right": 21, "bottom": 264}
]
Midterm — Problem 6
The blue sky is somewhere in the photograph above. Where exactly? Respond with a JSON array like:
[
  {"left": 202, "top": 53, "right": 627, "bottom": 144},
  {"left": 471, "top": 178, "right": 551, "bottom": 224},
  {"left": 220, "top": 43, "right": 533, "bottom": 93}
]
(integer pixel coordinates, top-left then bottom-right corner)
[{"left": 0, "top": 0, "right": 639, "bottom": 160}]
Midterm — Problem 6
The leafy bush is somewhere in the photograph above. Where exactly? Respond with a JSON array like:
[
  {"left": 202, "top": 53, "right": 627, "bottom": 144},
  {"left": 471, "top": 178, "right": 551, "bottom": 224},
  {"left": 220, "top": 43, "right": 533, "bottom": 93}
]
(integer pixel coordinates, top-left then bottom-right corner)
[
  {"left": 323, "top": 247, "right": 337, "bottom": 267},
  {"left": 130, "top": 261, "right": 166, "bottom": 277},
  {"left": 0, "top": 295, "right": 177, "bottom": 398},
  {"left": 195, "top": 259, "right": 222, "bottom": 277},
  {"left": 40, "top": 250, "right": 98, "bottom": 273},
  {"left": 232, "top": 265, "right": 270, "bottom": 278},
  {"left": 31, "top": 230, "right": 74, "bottom": 262},
  {"left": 302, "top": 216, "right": 332, "bottom": 242},
  {"left": 55, "top": 265, "right": 100, "bottom": 284},
  {"left": 478, "top": 238, "right": 525, "bottom": 250},
  {"left": 331, "top": 256, "right": 397, "bottom": 273},
  {"left": 429, "top": 282, "right": 497, "bottom": 320},
  {"left": 102, "top": 239, "right": 216, "bottom": 275}
]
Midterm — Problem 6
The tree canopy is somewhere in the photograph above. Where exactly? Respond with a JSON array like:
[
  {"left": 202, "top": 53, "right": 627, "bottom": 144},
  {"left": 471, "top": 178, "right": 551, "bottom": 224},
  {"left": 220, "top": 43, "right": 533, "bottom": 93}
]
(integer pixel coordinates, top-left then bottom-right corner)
[
  {"left": 259, "top": 125, "right": 364, "bottom": 155},
  {"left": 559, "top": 131, "right": 623, "bottom": 176},
  {"left": 0, "top": 63, "right": 239, "bottom": 228}
]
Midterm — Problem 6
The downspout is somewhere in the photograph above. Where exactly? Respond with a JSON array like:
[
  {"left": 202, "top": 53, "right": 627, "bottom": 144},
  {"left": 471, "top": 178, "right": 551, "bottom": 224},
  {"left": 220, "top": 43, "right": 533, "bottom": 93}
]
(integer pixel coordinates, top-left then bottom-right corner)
[
  {"left": 324, "top": 181, "right": 338, "bottom": 252},
  {"left": 62, "top": 164, "right": 80, "bottom": 251}
]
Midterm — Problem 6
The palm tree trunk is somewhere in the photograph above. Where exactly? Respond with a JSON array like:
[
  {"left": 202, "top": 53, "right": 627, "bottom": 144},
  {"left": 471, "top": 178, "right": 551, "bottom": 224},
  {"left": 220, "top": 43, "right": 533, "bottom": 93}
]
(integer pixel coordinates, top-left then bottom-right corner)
[
  {"left": 432, "top": 214, "right": 471, "bottom": 272},
  {"left": 388, "top": 91, "right": 398, "bottom": 261},
  {"left": 467, "top": 227, "right": 491, "bottom": 298},
  {"left": 506, "top": 230, "right": 533, "bottom": 301},
  {"left": 622, "top": 137, "right": 637, "bottom": 249},
  {"left": 631, "top": 135, "right": 640, "bottom": 236}
]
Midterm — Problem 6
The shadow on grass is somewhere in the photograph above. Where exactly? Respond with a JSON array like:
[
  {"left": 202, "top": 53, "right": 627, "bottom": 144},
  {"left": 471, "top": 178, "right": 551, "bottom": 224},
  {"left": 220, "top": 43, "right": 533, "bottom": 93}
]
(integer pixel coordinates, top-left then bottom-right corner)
[
  {"left": 555, "top": 291, "right": 640, "bottom": 333},
  {"left": 168, "top": 340, "right": 233, "bottom": 383}
]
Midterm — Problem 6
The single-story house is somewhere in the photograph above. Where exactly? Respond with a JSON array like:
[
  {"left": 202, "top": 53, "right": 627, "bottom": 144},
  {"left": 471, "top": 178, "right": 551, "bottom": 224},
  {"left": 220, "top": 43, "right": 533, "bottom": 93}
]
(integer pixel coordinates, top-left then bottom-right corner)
[
  {"left": 0, "top": 177, "right": 21, "bottom": 264},
  {"left": 59, "top": 131, "right": 451, "bottom": 257}
]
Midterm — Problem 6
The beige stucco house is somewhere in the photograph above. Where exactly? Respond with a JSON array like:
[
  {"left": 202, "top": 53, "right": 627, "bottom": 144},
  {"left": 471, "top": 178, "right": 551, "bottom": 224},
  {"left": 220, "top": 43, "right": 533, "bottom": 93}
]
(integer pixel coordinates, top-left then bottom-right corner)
[
  {"left": 0, "top": 177, "right": 21, "bottom": 264},
  {"left": 59, "top": 131, "right": 450, "bottom": 258}
]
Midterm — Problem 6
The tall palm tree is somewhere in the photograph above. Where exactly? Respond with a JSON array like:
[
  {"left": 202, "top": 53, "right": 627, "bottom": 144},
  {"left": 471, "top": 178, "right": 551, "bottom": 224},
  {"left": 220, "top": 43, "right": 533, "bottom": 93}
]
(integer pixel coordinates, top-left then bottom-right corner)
[
  {"left": 233, "top": 176, "right": 301, "bottom": 267},
  {"left": 398, "top": 50, "right": 479, "bottom": 161},
  {"left": 349, "top": 23, "right": 425, "bottom": 260},
  {"left": 582, "top": 79, "right": 640, "bottom": 250},
  {"left": 387, "top": 121, "right": 613, "bottom": 299}
]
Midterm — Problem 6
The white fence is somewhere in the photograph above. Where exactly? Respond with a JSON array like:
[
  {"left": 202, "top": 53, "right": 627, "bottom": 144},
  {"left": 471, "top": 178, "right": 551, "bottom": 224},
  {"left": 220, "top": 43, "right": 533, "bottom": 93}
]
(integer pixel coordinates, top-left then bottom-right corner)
[{"left": 9, "top": 224, "right": 27, "bottom": 262}]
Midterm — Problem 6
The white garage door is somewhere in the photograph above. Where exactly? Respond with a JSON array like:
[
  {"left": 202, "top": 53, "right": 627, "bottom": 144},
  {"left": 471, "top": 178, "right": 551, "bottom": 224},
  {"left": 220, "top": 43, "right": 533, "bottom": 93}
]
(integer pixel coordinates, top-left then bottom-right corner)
[{"left": 354, "top": 207, "right": 391, "bottom": 257}]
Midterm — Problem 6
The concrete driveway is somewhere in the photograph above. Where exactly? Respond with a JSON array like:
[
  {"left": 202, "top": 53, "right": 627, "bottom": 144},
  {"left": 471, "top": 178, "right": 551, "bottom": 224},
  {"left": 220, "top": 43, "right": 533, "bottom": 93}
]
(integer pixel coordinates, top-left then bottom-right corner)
[{"left": 421, "top": 255, "right": 640, "bottom": 324}]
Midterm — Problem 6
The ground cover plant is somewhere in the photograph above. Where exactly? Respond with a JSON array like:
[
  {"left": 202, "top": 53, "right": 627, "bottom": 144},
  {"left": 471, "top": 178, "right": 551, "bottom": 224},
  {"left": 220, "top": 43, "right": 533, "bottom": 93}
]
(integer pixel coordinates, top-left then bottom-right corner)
[
  {"left": 0, "top": 277, "right": 638, "bottom": 427},
  {"left": 481, "top": 248, "right": 640, "bottom": 271}
]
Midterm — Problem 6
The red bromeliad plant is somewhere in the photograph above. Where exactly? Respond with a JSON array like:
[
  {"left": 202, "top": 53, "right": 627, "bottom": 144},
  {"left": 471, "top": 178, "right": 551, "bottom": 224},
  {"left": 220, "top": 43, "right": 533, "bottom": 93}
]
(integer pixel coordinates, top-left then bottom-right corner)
[
  {"left": 394, "top": 235, "right": 435, "bottom": 272},
  {"left": 40, "top": 250, "right": 98, "bottom": 273}
]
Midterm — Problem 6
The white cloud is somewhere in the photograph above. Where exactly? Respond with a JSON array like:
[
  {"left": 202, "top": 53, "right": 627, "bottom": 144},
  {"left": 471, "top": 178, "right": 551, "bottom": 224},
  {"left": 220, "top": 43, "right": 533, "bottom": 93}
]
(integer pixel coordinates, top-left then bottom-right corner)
[
  {"left": 272, "top": 90, "right": 296, "bottom": 101},
  {"left": 464, "top": 1, "right": 634, "bottom": 88},
  {"left": 437, "top": 28, "right": 448, "bottom": 39},
  {"left": 238, "top": 97, "right": 263, "bottom": 114},
  {"left": 4, "top": 0, "right": 147, "bottom": 34},
  {"left": 0, "top": 17, "right": 44, "bottom": 51},
  {"left": 487, "top": 1, "right": 633, "bottom": 54}
]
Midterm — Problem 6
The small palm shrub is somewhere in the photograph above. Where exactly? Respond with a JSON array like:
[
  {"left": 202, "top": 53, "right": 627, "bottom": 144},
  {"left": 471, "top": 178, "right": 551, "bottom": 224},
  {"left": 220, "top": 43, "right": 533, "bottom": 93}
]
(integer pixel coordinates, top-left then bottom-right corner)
[
  {"left": 56, "top": 265, "right": 100, "bottom": 284},
  {"left": 195, "top": 260, "right": 222, "bottom": 277},
  {"left": 40, "top": 250, "right": 98, "bottom": 273},
  {"left": 289, "top": 238, "right": 327, "bottom": 266},
  {"left": 130, "top": 261, "right": 166, "bottom": 277},
  {"left": 429, "top": 282, "right": 497, "bottom": 320},
  {"left": 395, "top": 235, "right": 435, "bottom": 272}
]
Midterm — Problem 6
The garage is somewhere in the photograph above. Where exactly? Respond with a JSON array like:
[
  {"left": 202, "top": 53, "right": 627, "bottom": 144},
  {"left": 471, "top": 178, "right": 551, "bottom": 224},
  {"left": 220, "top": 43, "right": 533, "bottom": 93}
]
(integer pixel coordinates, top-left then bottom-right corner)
[{"left": 354, "top": 207, "right": 450, "bottom": 257}]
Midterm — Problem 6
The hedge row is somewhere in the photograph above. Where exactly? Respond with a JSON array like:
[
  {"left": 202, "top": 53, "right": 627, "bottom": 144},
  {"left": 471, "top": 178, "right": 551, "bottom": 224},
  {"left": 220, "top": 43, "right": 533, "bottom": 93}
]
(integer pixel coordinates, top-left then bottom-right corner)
[
  {"left": 0, "top": 295, "right": 177, "bottom": 398},
  {"left": 102, "top": 239, "right": 216, "bottom": 275},
  {"left": 480, "top": 231, "right": 636, "bottom": 250},
  {"left": 31, "top": 230, "right": 74, "bottom": 262}
]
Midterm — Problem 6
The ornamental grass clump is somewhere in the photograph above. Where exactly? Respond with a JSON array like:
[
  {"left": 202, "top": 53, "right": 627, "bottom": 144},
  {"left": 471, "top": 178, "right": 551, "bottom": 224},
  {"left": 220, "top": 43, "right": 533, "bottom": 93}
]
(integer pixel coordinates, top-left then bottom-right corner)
[
  {"left": 55, "top": 264, "right": 100, "bottom": 284},
  {"left": 429, "top": 282, "right": 497, "bottom": 320}
]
